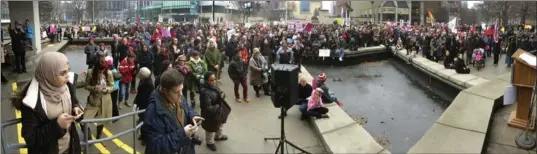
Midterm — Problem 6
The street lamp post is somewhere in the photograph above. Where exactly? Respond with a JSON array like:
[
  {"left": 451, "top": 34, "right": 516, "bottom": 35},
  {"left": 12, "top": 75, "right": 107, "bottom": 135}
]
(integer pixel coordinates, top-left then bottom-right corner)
[
  {"left": 92, "top": 1, "right": 95, "bottom": 23},
  {"left": 285, "top": 2, "right": 288, "bottom": 21},
  {"left": 371, "top": 1, "right": 374, "bottom": 23},
  {"left": 212, "top": 1, "right": 215, "bottom": 23}
]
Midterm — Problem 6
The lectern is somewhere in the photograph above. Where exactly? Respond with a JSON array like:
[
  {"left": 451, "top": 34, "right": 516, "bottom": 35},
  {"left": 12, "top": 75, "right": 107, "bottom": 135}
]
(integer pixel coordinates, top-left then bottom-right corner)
[{"left": 508, "top": 49, "right": 537, "bottom": 131}]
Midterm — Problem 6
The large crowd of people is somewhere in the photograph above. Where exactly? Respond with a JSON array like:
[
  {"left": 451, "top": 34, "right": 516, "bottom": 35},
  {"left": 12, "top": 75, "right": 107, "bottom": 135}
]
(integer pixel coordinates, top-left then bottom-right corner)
[{"left": 4, "top": 19, "right": 537, "bottom": 154}]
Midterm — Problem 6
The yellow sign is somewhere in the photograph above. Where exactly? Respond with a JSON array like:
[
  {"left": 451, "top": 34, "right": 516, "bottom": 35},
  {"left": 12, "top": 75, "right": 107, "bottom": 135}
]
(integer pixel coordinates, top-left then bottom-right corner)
[{"left": 336, "top": 18, "right": 343, "bottom": 25}]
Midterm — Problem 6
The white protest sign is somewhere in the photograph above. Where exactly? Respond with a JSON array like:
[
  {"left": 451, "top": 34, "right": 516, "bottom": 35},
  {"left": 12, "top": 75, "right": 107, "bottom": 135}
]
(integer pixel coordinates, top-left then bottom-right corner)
[
  {"left": 295, "top": 21, "right": 303, "bottom": 32},
  {"left": 288, "top": 24, "right": 294, "bottom": 31},
  {"left": 318, "top": 49, "right": 330, "bottom": 57}
]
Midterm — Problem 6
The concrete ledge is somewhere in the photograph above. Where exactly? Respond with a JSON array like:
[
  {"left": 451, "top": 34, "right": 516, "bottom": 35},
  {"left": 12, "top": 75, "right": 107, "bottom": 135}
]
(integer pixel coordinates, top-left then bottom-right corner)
[
  {"left": 464, "top": 77, "right": 490, "bottom": 88},
  {"left": 300, "top": 66, "right": 390, "bottom": 154},
  {"left": 408, "top": 123, "right": 486, "bottom": 153},
  {"left": 436, "top": 91, "right": 495, "bottom": 133},
  {"left": 390, "top": 47, "right": 489, "bottom": 91},
  {"left": 391, "top": 47, "right": 511, "bottom": 153}
]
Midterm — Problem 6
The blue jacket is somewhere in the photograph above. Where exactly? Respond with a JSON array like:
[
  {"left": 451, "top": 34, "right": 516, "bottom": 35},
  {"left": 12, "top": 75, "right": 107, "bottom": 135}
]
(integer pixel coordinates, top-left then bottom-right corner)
[
  {"left": 24, "top": 25, "right": 33, "bottom": 39},
  {"left": 143, "top": 90, "right": 198, "bottom": 154},
  {"left": 111, "top": 69, "right": 120, "bottom": 90}
]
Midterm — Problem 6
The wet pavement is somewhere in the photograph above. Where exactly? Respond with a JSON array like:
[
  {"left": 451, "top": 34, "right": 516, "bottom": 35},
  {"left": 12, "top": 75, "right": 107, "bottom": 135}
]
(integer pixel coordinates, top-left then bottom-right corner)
[{"left": 304, "top": 58, "right": 458, "bottom": 153}]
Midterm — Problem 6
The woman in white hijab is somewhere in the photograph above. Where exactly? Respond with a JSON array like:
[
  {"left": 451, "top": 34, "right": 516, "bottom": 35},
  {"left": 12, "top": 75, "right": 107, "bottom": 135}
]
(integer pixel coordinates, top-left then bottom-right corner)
[{"left": 12, "top": 52, "right": 84, "bottom": 154}]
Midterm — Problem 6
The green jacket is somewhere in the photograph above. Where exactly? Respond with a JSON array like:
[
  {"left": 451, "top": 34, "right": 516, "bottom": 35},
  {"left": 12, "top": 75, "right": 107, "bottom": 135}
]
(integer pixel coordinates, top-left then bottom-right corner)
[
  {"left": 186, "top": 60, "right": 208, "bottom": 91},
  {"left": 204, "top": 48, "right": 221, "bottom": 72}
]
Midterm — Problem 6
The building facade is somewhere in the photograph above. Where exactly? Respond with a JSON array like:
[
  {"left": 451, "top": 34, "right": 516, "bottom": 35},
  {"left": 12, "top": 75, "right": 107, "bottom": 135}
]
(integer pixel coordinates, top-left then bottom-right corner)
[{"left": 139, "top": 1, "right": 244, "bottom": 23}]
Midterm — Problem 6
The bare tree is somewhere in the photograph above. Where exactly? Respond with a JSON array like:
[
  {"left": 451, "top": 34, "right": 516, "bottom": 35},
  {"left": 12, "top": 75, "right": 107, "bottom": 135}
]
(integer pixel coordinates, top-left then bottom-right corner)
[
  {"left": 72, "top": 1, "right": 86, "bottom": 23},
  {"left": 475, "top": 1, "right": 511, "bottom": 25},
  {"left": 51, "top": 1, "right": 64, "bottom": 22}
]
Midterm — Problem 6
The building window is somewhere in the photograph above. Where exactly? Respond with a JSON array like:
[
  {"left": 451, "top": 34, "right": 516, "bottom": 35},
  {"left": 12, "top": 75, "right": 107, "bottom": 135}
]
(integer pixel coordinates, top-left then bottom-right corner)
[{"left": 300, "top": 0, "right": 310, "bottom": 13}]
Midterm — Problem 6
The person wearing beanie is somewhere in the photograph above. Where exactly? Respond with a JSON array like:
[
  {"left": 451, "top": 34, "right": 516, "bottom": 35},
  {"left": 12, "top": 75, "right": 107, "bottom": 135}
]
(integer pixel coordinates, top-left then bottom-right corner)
[
  {"left": 84, "top": 38, "right": 99, "bottom": 69},
  {"left": 106, "top": 56, "right": 121, "bottom": 120},
  {"left": 98, "top": 43, "right": 108, "bottom": 56},
  {"left": 249, "top": 48, "right": 270, "bottom": 98},
  {"left": 298, "top": 88, "right": 330, "bottom": 120},
  {"left": 134, "top": 67, "right": 153, "bottom": 145},
  {"left": 315, "top": 72, "right": 339, "bottom": 105}
]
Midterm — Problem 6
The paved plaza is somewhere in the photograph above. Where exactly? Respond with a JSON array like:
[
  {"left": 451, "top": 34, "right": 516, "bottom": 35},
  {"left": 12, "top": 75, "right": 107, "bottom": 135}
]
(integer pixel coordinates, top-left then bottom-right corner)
[
  {"left": 2, "top": 42, "right": 537, "bottom": 153},
  {"left": 1, "top": 43, "right": 325, "bottom": 153}
]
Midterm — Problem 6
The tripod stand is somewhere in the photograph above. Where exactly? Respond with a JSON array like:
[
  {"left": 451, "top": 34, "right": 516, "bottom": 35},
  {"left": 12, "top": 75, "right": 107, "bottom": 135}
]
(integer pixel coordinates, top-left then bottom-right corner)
[{"left": 264, "top": 106, "right": 311, "bottom": 154}]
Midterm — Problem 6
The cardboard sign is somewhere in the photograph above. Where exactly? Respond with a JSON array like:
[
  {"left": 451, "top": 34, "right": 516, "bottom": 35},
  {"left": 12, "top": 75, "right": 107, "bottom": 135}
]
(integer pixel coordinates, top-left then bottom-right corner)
[
  {"left": 295, "top": 21, "right": 303, "bottom": 31},
  {"left": 318, "top": 49, "right": 330, "bottom": 57},
  {"left": 288, "top": 24, "right": 294, "bottom": 31}
]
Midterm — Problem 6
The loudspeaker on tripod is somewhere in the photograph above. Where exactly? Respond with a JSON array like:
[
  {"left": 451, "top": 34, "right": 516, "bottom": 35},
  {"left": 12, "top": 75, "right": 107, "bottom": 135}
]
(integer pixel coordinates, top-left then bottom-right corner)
[{"left": 270, "top": 64, "right": 299, "bottom": 109}]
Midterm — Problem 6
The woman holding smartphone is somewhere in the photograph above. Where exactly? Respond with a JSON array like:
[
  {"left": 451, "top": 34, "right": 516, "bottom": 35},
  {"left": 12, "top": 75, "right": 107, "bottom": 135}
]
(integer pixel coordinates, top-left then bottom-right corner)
[
  {"left": 11, "top": 52, "right": 84, "bottom": 154},
  {"left": 84, "top": 55, "right": 114, "bottom": 141}
]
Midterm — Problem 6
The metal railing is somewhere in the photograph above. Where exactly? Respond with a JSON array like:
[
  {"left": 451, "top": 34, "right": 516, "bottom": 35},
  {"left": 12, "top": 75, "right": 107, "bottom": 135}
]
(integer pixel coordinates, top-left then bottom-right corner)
[{"left": 1, "top": 106, "right": 146, "bottom": 154}]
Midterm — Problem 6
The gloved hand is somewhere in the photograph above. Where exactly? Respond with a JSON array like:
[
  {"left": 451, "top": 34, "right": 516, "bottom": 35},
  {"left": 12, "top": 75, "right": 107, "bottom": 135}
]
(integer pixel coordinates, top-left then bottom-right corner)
[{"left": 184, "top": 124, "right": 198, "bottom": 137}]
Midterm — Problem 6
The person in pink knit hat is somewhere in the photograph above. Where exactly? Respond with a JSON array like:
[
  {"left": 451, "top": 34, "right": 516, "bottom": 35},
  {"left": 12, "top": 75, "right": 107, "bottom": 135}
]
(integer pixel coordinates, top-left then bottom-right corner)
[
  {"left": 298, "top": 88, "right": 329, "bottom": 120},
  {"left": 313, "top": 72, "right": 343, "bottom": 107}
]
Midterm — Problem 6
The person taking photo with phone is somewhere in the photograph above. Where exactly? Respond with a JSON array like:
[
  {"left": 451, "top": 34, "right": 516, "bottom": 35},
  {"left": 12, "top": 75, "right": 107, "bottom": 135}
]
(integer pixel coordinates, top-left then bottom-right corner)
[
  {"left": 143, "top": 69, "right": 204, "bottom": 154},
  {"left": 11, "top": 52, "right": 84, "bottom": 154},
  {"left": 84, "top": 55, "right": 115, "bottom": 141}
]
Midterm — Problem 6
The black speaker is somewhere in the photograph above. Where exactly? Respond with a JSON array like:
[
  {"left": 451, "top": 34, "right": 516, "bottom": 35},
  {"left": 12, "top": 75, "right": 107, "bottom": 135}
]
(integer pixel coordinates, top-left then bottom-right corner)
[{"left": 271, "top": 64, "right": 299, "bottom": 108}]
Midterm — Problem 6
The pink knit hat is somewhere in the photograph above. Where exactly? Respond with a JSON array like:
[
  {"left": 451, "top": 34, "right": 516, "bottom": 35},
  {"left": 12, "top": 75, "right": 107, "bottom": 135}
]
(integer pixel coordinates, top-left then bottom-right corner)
[{"left": 318, "top": 73, "right": 327, "bottom": 81}]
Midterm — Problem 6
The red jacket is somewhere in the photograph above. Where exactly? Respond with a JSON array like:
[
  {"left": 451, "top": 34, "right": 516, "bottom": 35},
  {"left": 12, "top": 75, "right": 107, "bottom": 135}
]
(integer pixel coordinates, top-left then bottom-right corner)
[
  {"left": 240, "top": 49, "right": 249, "bottom": 64},
  {"left": 151, "top": 32, "right": 162, "bottom": 43},
  {"left": 119, "top": 58, "right": 136, "bottom": 83}
]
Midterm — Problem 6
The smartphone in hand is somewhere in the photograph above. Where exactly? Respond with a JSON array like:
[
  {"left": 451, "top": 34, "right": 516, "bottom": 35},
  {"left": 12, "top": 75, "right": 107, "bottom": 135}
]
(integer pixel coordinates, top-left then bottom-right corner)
[{"left": 193, "top": 119, "right": 203, "bottom": 127}]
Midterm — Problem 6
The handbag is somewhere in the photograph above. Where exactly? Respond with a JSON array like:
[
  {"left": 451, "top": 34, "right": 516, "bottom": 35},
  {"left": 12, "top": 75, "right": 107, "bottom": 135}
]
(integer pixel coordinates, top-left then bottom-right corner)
[
  {"left": 215, "top": 92, "right": 231, "bottom": 123},
  {"left": 112, "top": 71, "right": 122, "bottom": 80}
]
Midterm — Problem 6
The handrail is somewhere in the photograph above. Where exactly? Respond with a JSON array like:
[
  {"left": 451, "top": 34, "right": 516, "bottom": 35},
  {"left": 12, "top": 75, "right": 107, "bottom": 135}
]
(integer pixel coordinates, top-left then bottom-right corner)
[
  {"left": 85, "top": 122, "right": 143, "bottom": 145},
  {"left": 1, "top": 108, "right": 146, "bottom": 154},
  {"left": 80, "top": 109, "right": 145, "bottom": 123}
]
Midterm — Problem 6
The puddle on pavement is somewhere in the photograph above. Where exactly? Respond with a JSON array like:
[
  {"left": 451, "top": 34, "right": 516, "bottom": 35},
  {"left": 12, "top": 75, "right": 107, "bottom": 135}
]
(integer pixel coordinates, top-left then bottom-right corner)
[{"left": 305, "top": 59, "right": 457, "bottom": 153}]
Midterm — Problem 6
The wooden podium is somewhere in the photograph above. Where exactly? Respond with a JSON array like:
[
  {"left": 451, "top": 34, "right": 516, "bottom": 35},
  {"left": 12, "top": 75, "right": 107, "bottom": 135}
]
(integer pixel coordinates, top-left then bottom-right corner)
[{"left": 508, "top": 49, "right": 537, "bottom": 131}]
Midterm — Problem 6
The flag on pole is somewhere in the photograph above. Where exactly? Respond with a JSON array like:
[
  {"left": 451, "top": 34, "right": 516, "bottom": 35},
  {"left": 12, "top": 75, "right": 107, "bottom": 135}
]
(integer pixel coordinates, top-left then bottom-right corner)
[{"left": 427, "top": 10, "right": 434, "bottom": 25}]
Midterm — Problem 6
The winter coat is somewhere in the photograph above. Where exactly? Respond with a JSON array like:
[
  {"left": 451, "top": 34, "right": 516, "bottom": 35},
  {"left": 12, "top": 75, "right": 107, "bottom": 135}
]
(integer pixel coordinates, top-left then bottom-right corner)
[
  {"left": 84, "top": 44, "right": 99, "bottom": 65},
  {"left": 84, "top": 69, "right": 114, "bottom": 126},
  {"left": 143, "top": 90, "right": 198, "bottom": 154},
  {"left": 507, "top": 37, "right": 517, "bottom": 56},
  {"left": 117, "top": 44, "right": 129, "bottom": 61},
  {"left": 204, "top": 48, "right": 222, "bottom": 73},
  {"left": 168, "top": 44, "right": 183, "bottom": 62},
  {"left": 276, "top": 47, "right": 293, "bottom": 64},
  {"left": 119, "top": 58, "right": 136, "bottom": 83},
  {"left": 298, "top": 83, "right": 313, "bottom": 100},
  {"left": 154, "top": 51, "right": 170, "bottom": 76},
  {"left": 199, "top": 84, "right": 231, "bottom": 132},
  {"left": 17, "top": 81, "right": 82, "bottom": 154},
  {"left": 137, "top": 51, "right": 154, "bottom": 70},
  {"left": 134, "top": 78, "right": 154, "bottom": 110},
  {"left": 24, "top": 25, "right": 33, "bottom": 40},
  {"left": 249, "top": 56, "right": 268, "bottom": 86},
  {"left": 186, "top": 60, "right": 207, "bottom": 92},
  {"left": 227, "top": 58, "right": 247, "bottom": 81}
]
